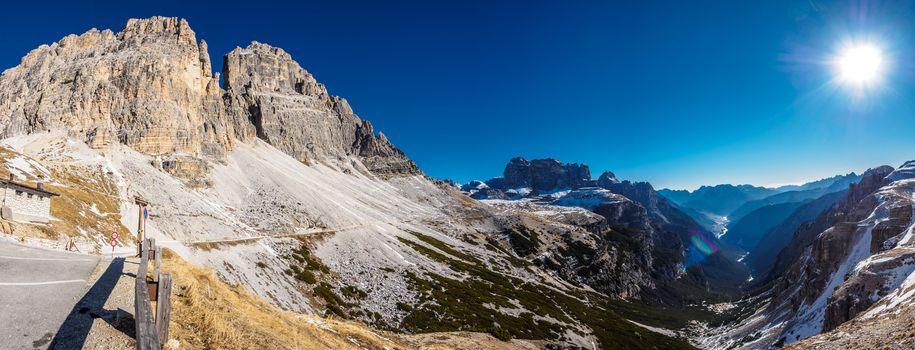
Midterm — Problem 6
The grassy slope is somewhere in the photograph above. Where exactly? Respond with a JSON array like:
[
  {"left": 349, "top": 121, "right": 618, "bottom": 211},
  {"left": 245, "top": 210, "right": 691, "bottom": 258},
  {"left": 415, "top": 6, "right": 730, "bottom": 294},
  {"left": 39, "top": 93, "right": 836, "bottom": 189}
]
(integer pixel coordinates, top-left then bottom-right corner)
[
  {"left": 0, "top": 146, "right": 129, "bottom": 248},
  {"left": 396, "top": 230, "right": 697, "bottom": 349},
  {"left": 163, "top": 248, "right": 542, "bottom": 350},
  {"left": 162, "top": 248, "right": 409, "bottom": 349}
]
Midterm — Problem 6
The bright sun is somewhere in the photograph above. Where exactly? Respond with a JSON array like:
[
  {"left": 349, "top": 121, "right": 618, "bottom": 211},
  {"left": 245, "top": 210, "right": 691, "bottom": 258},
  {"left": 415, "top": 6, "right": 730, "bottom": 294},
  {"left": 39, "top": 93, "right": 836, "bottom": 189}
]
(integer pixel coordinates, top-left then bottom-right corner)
[{"left": 835, "top": 43, "right": 885, "bottom": 86}]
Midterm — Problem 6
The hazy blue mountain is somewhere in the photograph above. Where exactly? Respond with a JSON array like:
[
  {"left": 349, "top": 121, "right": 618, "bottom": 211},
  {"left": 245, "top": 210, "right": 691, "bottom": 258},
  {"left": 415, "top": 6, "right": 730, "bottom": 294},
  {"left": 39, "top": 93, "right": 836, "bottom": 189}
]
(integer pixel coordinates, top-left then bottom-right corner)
[
  {"left": 721, "top": 200, "right": 811, "bottom": 251},
  {"left": 658, "top": 184, "right": 778, "bottom": 216},
  {"left": 774, "top": 172, "right": 860, "bottom": 192},
  {"left": 658, "top": 188, "right": 691, "bottom": 206},
  {"left": 744, "top": 189, "right": 849, "bottom": 277},
  {"left": 729, "top": 173, "right": 861, "bottom": 222},
  {"left": 729, "top": 189, "right": 829, "bottom": 222},
  {"left": 673, "top": 203, "right": 721, "bottom": 233}
]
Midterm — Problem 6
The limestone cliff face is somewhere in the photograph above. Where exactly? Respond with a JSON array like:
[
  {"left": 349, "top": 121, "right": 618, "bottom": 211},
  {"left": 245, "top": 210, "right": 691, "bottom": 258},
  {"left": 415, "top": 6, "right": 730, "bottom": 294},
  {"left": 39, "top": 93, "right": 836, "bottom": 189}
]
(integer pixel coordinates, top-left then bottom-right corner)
[
  {"left": 222, "top": 42, "right": 418, "bottom": 176},
  {"left": 0, "top": 17, "right": 232, "bottom": 156},
  {"left": 0, "top": 17, "right": 419, "bottom": 178}
]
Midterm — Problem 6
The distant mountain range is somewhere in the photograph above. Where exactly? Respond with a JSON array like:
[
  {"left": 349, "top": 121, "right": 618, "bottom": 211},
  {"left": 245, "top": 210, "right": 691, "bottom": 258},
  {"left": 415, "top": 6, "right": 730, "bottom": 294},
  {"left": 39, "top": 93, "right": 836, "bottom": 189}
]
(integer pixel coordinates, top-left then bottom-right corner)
[
  {"left": 659, "top": 184, "right": 778, "bottom": 216},
  {"left": 727, "top": 173, "right": 861, "bottom": 222},
  {"left": 658, "top": 173, "right": 859, "bottom": 219},
  {"left": 657, "top": 173, "right": 861, "bottom": 243},
  {"left": 458, "top": 157, "right": 751, "bottom": 301}
]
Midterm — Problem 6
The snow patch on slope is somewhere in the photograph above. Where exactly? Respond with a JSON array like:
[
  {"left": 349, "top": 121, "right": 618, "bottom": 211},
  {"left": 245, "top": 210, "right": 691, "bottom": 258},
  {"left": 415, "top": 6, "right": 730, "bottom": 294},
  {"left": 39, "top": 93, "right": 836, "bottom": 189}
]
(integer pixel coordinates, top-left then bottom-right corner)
[{"left": 784, "top": 207, "right": 883, "bottom": 343}]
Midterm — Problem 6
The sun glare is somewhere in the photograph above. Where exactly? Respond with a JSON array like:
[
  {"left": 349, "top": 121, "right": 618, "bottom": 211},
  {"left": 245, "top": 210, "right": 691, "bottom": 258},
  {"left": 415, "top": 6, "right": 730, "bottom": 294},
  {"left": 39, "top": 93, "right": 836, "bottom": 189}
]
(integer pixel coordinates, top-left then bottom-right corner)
[{"left": 834, "top": 43, "right": 885, "bottom": 86}]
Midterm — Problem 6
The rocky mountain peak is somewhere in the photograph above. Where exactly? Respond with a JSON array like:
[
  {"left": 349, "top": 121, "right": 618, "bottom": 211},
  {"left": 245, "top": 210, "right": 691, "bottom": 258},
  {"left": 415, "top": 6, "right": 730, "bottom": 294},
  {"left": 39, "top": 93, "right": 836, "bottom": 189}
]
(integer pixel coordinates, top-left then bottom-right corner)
[
  {"left": 121, "top": 16, "right": 197, "bottom": 46},
  {"left": 0, "top": 17, "right": 420, "bottom": 178},
  {"left": 224, "top": 41, "right": 325, "bottom": 96},
  {"left": 597, "top": 171, "right": 619, "bottom": 186},
  {"left": 503, "top": 157, "right": 591, "bottom": 190},
  {"left": 221, "top": 40, "right": 418, "bottom": 176}
]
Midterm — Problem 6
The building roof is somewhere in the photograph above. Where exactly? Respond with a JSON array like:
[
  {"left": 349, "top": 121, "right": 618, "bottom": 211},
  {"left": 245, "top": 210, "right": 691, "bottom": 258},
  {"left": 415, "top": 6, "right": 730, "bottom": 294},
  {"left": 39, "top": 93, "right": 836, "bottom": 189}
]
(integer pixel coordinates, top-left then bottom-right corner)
[{"left": 1, "top": 179, "right": 60, "bottom": 197}]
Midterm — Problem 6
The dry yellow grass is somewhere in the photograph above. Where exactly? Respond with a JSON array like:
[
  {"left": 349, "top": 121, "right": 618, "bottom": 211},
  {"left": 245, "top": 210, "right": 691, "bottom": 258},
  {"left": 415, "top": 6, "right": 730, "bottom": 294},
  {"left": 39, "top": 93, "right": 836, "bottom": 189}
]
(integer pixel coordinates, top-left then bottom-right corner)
[
  {"left": 0, "top": 146, "right": 130, "bottom": 246},
  {"left": 159, "top": 249, "right": 536, "bottom": 350},
  {"left": 161, "top": 248, "right": 412, "bottom": 350},
  {"left": 47, "top": 166, "right": 130, "bottom": 242}
]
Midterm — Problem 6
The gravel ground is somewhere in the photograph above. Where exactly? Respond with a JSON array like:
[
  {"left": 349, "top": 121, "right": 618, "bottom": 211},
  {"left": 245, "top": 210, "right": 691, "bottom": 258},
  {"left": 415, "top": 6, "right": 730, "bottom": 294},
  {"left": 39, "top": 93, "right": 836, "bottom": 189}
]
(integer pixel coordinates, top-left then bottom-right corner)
[{"left": 53, "top": 257, "right": 139, "bottom": 350}]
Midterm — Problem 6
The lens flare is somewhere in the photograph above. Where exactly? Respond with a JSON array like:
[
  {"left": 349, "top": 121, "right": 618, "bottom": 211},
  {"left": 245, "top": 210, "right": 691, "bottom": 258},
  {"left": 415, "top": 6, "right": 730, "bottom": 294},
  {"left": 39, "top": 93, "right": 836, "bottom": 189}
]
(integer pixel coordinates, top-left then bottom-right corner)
[
  {"left": 690, "top": 233, "right": 718, "bottom": 256},
  {"left": 683, "top": 226, "right": 720, "bottom": 269}
]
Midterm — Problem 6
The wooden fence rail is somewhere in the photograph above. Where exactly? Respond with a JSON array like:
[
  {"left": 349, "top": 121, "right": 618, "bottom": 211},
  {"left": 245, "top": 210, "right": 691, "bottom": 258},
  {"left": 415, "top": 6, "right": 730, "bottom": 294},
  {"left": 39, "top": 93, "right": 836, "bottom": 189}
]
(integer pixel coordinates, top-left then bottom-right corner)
[{"left": 135, "top": 238, "right": 172, "bottom": 350}]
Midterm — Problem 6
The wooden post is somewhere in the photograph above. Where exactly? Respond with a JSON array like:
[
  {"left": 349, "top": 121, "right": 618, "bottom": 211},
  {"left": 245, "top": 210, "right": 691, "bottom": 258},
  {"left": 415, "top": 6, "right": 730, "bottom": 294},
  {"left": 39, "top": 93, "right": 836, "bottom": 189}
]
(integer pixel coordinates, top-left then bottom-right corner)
[
  {"left": 137, "top": 204, "right": 143, "bottom": 254},
  {"left": 147, "top": 238, "right": 157, "bottom": 262},
  {"left": 156, "top": 273, "right": 172, "bottom": 346},
  {"left": 153, "top": 247, "right": 161, "bottom": 282},
  {"left": 135, "top": 239, "right": 160, "bottom": 350}
]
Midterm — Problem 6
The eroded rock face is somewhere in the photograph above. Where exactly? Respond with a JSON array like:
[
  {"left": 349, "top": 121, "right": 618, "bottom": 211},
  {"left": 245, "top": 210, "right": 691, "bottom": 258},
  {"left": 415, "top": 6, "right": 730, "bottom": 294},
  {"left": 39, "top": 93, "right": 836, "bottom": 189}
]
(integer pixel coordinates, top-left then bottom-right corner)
[
  {"left": 0, "top": 17, "right": 231, "bottom": 156},
  {"left": 222, "top": 42, "right": 418, "bottom": 177},
  {"left": 0, "top": 17, "right": 419, "bottom": 178},
  {"left": 502, "top": 157, "right": 592, "bottom": 191},
  {"left": 823, "top": 251, "right": 915, "bottom": 332},
  {"left": 758, "top": 165, "right": 913, "bottom": 344},
  {"left": 769, "top": 166, "right": 895, "bottom": 281}
]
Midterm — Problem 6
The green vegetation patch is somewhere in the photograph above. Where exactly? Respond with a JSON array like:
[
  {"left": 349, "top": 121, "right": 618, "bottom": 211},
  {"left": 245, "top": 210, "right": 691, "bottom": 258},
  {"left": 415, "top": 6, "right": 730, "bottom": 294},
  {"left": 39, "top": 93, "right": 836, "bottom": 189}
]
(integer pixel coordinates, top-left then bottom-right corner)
[
  {"left": 283, "top": 240, "right": 368, "bottom": 318},
  {"left": 403, "top": 230, "right": 479, "bottom": 263},
  {"left": 506, "top": 226, "right": 542, "bottom": 256},
  {"left": 398, "top": 231, "right": 695, "bottom": 349},
  {"left": 285, "top": 265, "right": 316, "bottom": 284},
  {"left": 283, "top": 241, "right": 332, "bottom": 285},
  {"left": 289, "top": 243, "right": 331, "bottom": 273},
  {"left": 341, "top": 285, "right": 368, "bottom": 300}
]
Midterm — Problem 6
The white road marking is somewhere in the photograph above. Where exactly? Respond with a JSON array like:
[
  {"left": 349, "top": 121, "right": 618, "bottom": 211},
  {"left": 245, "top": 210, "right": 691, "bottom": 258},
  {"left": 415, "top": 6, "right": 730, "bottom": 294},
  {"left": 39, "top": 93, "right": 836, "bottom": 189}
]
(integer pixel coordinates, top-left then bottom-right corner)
[
  {"left": 0, "top": 255, "right": 95, "bottom": 262},
  {"left": 0, "top": 279, "right": 86, "bottom": 286}
]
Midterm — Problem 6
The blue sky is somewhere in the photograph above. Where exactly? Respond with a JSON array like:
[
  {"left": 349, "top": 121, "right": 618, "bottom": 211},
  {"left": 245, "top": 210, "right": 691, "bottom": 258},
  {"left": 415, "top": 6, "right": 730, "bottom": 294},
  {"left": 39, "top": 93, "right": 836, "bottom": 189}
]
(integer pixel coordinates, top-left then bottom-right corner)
[{"left": 3, "top": 1, "right": 915, "bottom": 190}]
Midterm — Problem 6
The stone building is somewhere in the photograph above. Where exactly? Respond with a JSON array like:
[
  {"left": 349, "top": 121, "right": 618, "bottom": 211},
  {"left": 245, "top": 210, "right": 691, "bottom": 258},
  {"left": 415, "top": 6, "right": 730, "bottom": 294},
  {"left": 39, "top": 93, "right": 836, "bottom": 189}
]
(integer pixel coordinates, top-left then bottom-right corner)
[{"left": 1, "top": 176, "right": 59, "bottom": 224}]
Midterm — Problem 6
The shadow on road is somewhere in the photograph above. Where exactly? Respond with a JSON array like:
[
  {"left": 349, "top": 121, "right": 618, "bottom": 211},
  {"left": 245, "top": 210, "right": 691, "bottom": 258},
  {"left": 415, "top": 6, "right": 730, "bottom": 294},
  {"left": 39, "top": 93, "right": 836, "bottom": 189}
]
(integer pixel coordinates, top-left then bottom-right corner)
[{"left": 48, "top": 257, "right": 135, "bottom": 349}]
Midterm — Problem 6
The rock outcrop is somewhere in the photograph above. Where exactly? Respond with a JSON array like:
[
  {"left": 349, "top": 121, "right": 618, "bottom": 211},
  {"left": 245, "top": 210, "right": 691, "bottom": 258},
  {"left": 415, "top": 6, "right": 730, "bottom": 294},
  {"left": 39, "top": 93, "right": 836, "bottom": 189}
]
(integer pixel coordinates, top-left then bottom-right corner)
[
  {"left": 222, "top": 42, "right": 418, "bottom": 177},
  {"left": 0, "top": 17, "right": 419, "bottom": 178},
  {"left": 0, "top": 17, "right": 230, "bottom": 156},
  {"left": 502, "top": 157, "right": 592, "bottom": 191}
]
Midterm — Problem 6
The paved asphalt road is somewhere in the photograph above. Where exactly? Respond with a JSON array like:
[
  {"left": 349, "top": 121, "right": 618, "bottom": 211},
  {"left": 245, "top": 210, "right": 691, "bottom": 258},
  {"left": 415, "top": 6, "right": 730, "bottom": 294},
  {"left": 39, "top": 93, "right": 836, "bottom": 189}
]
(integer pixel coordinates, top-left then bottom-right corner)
[{"left": 0, "top": 240, "right": 99, "bottom": 349}]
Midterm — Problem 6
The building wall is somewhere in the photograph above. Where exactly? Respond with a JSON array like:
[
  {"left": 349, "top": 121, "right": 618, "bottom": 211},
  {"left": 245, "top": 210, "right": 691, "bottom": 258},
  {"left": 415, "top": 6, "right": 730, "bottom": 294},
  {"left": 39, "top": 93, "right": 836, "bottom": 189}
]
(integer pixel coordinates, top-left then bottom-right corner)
[{"left": 1, "top": 187, "right": 52, "bottom": 223}]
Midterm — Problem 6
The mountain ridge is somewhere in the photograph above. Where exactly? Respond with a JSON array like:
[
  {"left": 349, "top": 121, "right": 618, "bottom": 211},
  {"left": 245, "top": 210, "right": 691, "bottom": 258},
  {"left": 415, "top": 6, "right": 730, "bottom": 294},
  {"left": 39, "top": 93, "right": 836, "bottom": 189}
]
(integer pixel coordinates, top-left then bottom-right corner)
[{"left": 0, "top": 16, "right": 419, "bottom": 179}]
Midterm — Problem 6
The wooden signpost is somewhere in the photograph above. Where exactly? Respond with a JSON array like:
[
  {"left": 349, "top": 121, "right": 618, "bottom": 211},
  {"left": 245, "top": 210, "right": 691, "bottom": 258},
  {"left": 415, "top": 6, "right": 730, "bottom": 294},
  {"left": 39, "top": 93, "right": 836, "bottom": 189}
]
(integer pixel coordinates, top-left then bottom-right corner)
[{"left": 134, "top": 196, "right": 149, "bottom": 257}]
